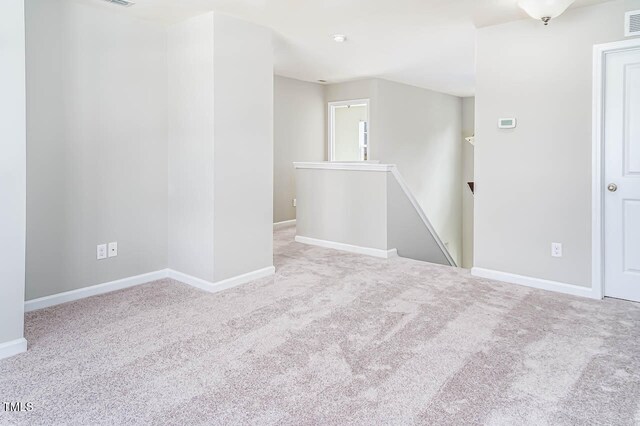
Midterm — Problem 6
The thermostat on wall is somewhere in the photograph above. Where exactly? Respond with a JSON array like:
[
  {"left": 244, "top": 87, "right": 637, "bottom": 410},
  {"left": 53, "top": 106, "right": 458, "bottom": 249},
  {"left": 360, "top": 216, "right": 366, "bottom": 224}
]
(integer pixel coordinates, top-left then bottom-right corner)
[{"left": 498, "top": 118, "right": 516, "bottom": 129}]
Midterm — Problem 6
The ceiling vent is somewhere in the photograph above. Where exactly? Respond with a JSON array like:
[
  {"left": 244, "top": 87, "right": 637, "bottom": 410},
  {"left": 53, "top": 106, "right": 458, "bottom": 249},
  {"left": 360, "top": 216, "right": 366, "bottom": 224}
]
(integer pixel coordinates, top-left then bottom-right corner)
[
  {"left": 626, "top": 10, "right": 640, "bottom": 37},
  {"left": 101, "top": 0, "right": 135, "bottom": 6}
]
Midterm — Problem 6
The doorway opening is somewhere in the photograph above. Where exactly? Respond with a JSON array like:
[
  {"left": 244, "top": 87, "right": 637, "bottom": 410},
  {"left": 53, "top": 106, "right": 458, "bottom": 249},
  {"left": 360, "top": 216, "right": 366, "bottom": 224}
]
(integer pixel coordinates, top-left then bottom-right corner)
[{"left": 328, "top": 99, "right": 369, "bottom": 162}]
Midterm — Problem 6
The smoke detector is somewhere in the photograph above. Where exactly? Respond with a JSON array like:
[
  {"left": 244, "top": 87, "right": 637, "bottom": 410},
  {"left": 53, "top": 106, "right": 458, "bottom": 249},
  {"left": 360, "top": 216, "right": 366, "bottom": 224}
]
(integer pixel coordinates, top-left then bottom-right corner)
[
  {"left": 626, "top": 10, "right": 640, "bottom": 37},
  {"left": 332, "top": 34, "right": 347, "bottom": 43}
]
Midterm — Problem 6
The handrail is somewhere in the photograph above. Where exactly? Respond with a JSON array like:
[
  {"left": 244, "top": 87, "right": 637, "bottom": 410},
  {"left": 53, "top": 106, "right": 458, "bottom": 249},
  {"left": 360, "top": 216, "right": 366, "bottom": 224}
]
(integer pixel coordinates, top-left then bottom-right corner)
[
  {"left": 389, "top": 166, "right": 457, "bottom": 267},
  {"left": 293, "top": 161, "right": 457, "bottom": 267}
]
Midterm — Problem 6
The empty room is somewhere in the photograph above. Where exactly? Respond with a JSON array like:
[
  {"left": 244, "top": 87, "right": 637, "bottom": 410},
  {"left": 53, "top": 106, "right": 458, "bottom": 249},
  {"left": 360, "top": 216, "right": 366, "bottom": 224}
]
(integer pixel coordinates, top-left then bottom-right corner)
[{"left": 1, "top": 0, "right": 640, "bottom": 424}]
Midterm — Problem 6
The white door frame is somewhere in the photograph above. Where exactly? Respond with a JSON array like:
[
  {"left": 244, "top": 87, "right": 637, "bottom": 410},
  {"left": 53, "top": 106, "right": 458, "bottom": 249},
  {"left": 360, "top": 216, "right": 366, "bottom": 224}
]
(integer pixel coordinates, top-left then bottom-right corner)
[
  {"left": 328, "top": 99, "right": 370, "bottom": 162},
  {"left": 592, "top": 38, "right": 640, "bottom": 300}
]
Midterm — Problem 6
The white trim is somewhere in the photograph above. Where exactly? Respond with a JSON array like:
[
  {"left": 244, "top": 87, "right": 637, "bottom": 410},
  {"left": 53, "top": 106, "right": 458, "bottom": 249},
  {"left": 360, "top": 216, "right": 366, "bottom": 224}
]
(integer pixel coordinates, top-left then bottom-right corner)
[
  {"left": 592, "top": 42, "right": 606, "bottom": 301},
  {"left": 295, "top": 235, "right": 398, "bottom": 259},
  {"left": 0, "top": 338, "right": 27, "bottom": 360},
  {"left": 24, "top": 265, "right": 277, "bottom": 313},
  {"left": 273, "top": 219, "right": 296, "bottom": 230},
  {"left": 389, "top": 167, "right": 457, "bottom": 267},
  {"left": 471, "top": 268, "right": 599, "bottom": 299},
  {"left": 293, "top": 162, "right": 456, "bottom": 266},
  {"left": 592, "top": 38, "right": 640, "bottom": 301},
  {"left": 166, "top": 269, "right": 212, "bottom": 292},
  {"left": 167, "top": 266, "right": 275, "bottom": 293},
  {"left": 328, "top": 98, "right": 370, "bottom": 162},
  {"left": 293, "top": 162, "right": 393, "bottom": 172},
  {"left": 24, "top": 269, "right": 168, "bottom": 312}
]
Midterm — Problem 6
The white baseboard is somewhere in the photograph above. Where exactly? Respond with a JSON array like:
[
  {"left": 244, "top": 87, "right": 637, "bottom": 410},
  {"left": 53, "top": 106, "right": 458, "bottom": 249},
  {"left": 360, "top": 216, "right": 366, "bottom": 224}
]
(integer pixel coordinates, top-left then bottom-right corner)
[
  {"left": 25, "top": 270, "right": 168, "bottom": 312},
  {"left": 0, "top": 338, "right": 28, "bottom": 361},
  {"left": 24, "top": 265, "right": 277, "bottom": 313},
  {"left": 167, "top": 266, "right": 275, "bottom": 293},
  {"left": 295, "top": 235, "right": 398, "bottom": 259},
  {"left": 471, "top": 267, "right": 600, "bottom": 299},
  {"left": 273, "top": 219, "right": 296, "bottom": 230}
]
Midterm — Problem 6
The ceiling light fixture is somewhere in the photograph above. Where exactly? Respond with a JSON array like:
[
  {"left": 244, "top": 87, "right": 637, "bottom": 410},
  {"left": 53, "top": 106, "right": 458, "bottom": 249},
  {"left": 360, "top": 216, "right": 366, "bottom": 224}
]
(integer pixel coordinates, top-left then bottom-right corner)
[
  {"left": 517, "top": 0, "right": 575, "bottom": 25},
  {"left": 332, "top": 34, "right": 347, "bottom": 43},
  {"left": 101, "top": 0, "right": 136, "bottom": 7}
]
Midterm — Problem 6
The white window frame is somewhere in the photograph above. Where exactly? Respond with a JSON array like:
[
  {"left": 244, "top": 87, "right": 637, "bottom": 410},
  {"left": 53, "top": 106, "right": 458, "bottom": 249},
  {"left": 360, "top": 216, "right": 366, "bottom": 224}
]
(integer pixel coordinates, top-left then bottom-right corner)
[{"left": 327, "top": 99, "right": 370, "bottom": 162}]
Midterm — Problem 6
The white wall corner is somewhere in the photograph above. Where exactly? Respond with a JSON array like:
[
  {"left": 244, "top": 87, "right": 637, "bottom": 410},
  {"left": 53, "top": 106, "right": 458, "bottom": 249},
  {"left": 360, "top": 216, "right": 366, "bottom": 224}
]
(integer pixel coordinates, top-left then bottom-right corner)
[
  {"left": 24, "top": 265, "right": 277, "bottom": 314},
  {"left": 167, "top": 266, "right": 275, "bottom": 293},
  {"left": 274, "top": 219, "right": 296, "bottom": 230},
  {"left": 0, "top": 338, "right": 28, "bottom": 361},
  {"left": 0, "top": 0, "right": 27, "bottom": 361},
  {"left": 471, "top": 267, "right": 601, "bottom": 300}
]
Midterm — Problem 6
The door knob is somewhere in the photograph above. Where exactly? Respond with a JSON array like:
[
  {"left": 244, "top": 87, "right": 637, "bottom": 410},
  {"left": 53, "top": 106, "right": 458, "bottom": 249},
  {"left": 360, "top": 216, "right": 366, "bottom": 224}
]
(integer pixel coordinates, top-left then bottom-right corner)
[{"left": 608, "top": 183, "right": 618, "bottom": 192}]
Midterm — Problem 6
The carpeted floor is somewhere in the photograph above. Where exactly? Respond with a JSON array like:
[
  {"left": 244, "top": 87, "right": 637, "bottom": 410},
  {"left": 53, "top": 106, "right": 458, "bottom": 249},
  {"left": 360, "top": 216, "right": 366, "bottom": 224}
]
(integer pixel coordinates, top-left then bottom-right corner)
[{"left": 1, "top": 226, "right": 640, "bottom": 425}]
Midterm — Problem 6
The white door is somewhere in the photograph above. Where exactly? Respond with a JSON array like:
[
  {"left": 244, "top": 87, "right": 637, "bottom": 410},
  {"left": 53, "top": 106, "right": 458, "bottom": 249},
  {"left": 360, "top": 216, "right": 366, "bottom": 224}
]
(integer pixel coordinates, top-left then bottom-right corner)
[{"left": 604, "top": 46, "right": 640, "bottom": 302}]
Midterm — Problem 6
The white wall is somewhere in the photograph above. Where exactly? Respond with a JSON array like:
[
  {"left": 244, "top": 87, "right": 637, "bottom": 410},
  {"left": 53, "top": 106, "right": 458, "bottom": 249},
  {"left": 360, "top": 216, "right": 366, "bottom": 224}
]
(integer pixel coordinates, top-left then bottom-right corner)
[
  {"left": 325, "top": 78, "right": 463, "bottom": 265},
  {"left": 325, "top": 79, "right": 378, "bottom": 158},
  {"left": 211, "top": 13, "right": 274, "bottom": 282},
  {"left": 26, "top": 0, "right": 168, "bottom": 300},
  {"left": 0, "top": 0, "right": 27, "bottom": 352},
  {"left": 475, "top": 0, "right": 640, "bottom": 286},
  {"left": 462, "top": 97, "right": 475, "bottom": 269},
  {"left": 25, "top": 4, "right": 273, "bottom": 299},
  {"left": 295, "top": 165, "right": 452, "bottom": 265},
  {"left": 387, "top": 174, "right": 451, "bottom": 265},
  {"left": 168, "top": 12, "right": 274, "bottom": 283},
  {"left": 325, "top": 79, "right": 378, "bottom": 103},
  {"left": 273, "top": 76, "right": 325, "bottom": 223},
  {"left": 167, "top": 13, "right": 215, "bottom": 281},
  {"left": 374, "top": 79, "right": 463, "bottom": 265},
  {"left": 296, "top": 168, "right": 389, "bottom": 250}
]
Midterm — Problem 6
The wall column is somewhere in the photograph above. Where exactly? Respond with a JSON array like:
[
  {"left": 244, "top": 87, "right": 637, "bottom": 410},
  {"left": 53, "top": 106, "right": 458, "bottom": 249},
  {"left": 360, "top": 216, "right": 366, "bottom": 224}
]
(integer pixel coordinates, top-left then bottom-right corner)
[{"left": 0, "top": 0, "right": 27, "bottom": 360}]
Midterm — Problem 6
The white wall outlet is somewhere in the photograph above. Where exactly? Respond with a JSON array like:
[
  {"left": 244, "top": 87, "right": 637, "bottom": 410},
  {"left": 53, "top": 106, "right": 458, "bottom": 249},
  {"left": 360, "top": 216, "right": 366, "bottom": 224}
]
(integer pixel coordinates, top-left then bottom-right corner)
[
  {"left": 293, "top": 198, "right": 297, "bottom": 207},
  {"left": 97, "top": 244, "right": 107, "bottom": 260},
  {"left": 551, "top": 242, "right": 563, "bottom": 258},
  {"left": 108, "top": 242, "right": 118, "bottom": 258}
]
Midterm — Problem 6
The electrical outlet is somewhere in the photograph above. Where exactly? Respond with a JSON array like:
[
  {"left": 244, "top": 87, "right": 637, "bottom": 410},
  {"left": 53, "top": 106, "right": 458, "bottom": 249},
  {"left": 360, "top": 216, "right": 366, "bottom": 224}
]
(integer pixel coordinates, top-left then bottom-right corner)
[
  {"left": 97, "top": 244, "right": 107, "bottom": 260},
  {"left": 293, "top": 198, "right": 297, "bottom": 207},
  {"left": 108, "top": 242, "right": 118, "bottom": 258},
  {"left": 551, "top": 242, "right": 563, "bottom": 258}
]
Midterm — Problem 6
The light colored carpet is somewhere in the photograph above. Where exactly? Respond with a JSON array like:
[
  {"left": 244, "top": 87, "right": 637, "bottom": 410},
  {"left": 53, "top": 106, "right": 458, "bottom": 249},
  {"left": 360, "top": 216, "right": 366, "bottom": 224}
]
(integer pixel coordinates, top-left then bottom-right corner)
[{"left": 1, "top": 226, "right": 640, "bottom": 425}]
